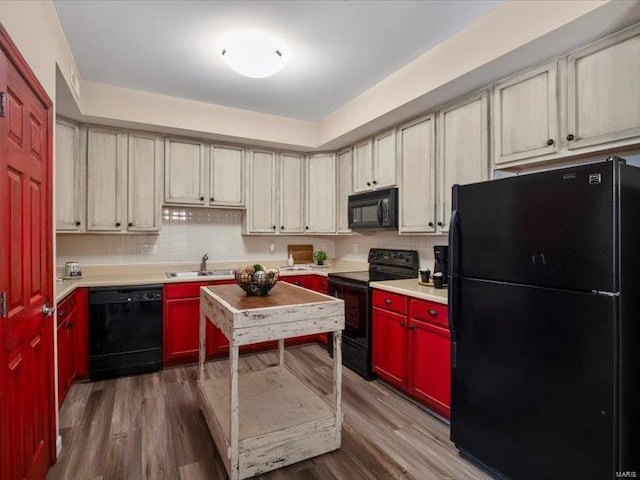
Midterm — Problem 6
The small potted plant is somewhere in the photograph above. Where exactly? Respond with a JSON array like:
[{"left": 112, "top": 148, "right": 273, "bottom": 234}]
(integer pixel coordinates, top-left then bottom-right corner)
[{"left": 313, "top": 250, "right": 328, "bottom": 266}]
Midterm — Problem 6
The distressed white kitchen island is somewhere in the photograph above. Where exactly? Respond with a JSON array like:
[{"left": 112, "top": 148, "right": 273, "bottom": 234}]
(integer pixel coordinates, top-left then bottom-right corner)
[{"left": 198, "top": 282, "right": 345, "bottom": 480}]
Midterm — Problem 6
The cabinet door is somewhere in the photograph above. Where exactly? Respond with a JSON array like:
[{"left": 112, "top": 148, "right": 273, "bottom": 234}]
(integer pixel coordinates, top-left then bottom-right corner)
[
  {"left": 86, "top": 126, "right": 127, "bottom": 231},
  {"left": 164, "top": 138, "right": 206, "bottom": 205},
  {"left": 128, "top": 132, "right": 162, "bottom": 232},
  {"left": 247, "top": 150, "right": 277, "bottom": 233},
  {"left": 372, "top": 307, "right": 407, "bottom": 390},
  {"left": 493, "top": 62, "right": 558, "bottom": 165},
  {"left": 352, "top": 139, "right": 373, "bottom": 193},
  {"left": 438, "top": 91, "right": 489, "bottom": 233},
  {"left": 279, "top": 152, "right": 305, "bottom": 233},
  {"left": 373, "top": 129, "right": 397, "bottom": 188},
  {"left": 56, "top": 317, "right": 70, "bottom": 407},
  {"left": 336, "top": 148, "right": 352, "bottom": 233},
  {"left": 210, "top": 144, "right": 244, "bottom": 207},
  {"left": 398, "top": 114, "right": 436, "bottom": 233},
  {"left": 164, "top": 297, "right": 218, "bottom": 366},
  {"left": 407, "top": 319, "right": 451, "bottom": 419},
  {"left": 567, "top": 25, "right": 640, "bottom": 150},
  {"left": 55, "top": 118, "right": 84, "bottom": 231},
  {"left": 306, "top": 153, "right": 336, "bottom": 233},
  {"left": 311, "top": 275, "right": 329, "bottom": 294},
  {"left": 72, "top": 288, "right": 89, "bottom": 380}
]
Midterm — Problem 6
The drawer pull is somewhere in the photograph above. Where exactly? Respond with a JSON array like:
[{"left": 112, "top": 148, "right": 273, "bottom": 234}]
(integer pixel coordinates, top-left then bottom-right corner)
[
  {"left": 409, "top": 324, "right": 416, "bottom": 331},
  {"left": 384, "top": 299, "right": 392, "bottom": 305},
  {"left": 400, "top": 321, "right": 405, "bottom": 327},
  {"left": 428, "top": 309, "right": 438, "bottom": 317}
]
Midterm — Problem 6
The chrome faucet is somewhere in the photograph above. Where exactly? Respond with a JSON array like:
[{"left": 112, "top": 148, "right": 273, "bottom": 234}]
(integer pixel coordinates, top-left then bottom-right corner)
[{"left": 200, "top": 253, "right": 209, "bottom": 272}]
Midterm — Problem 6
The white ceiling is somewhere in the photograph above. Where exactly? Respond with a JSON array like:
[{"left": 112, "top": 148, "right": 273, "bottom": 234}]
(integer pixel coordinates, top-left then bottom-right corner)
[{"left": 53, "top": 0, "right": 503, "bottom": 121}]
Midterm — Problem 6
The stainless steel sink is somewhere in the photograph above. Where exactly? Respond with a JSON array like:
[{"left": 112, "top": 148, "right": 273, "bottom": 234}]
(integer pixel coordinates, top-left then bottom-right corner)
[{"left": 165, "top": 270, "right": 235, "bottom": 279}]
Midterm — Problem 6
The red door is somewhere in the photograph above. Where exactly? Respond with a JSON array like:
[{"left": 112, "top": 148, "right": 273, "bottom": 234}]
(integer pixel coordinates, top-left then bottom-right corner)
[
  {"left": 372, "top": 307, "right": 407, "bottom": 389},
  {"left": 0, "top": 28, "right": 54, "bottom": 480}
]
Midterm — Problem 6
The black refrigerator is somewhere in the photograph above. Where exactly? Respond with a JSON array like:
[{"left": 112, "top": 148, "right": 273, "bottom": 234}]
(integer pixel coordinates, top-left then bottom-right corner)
[{"left": 448, "top": 157, "right": 640, "bottom": 480}]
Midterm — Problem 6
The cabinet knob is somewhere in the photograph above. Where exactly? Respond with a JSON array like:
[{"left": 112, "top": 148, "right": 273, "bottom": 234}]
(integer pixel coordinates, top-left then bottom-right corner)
[
  {"left": 384, "top": 298, "right": 392, "bottom": 305},
  {"left": 366, "top": 182, "right": 371, "bottom": 186},
  {"left": 305, "top": 226, "right": 309, "bottom": 230},
  {"left": 546, "top": 138, "right": 555, "bottom": 146},
  {"left": 409, "top": 324, "right": 416, "bottom": 331},
  {"left": 128, "top": 222, "right": 133, "bottom": 227},
  {"left": 67, "top": 322, "right": 75, "bottom": 329},
  {"left": 428, "top": 221, "right": 434, "bottom": 227},
  {"left": 566, "top": 134, "right": 575, "bottom": 141},
  {"left": 372, "top": 180, "right": 377, "bottom": 185},
  {"left": 210, "top": 197, "right": 215, "bottom": 202},
  {"left": 400, "top": 321, "right": 405, "bottom": 327},
  {"left": 115, "top": 222, "right": 121, "bottom": 227},
  {"left": 75, "top": 221, "right": 81, "bottom": 227},
  {"left": 437, "top": 221, "right": 443, "bottom": 227},
  {"left": 294, "top": 281, "right": 300, "bottom": 286},
  {"left": 200, "top": 196, "right": 205, "bottom": 201},
  {"left": 272, "top": 225, "right": 276, "bottom": 230},
  {"left": 280, "top": 226, "right": 284, "bottom": 230},
  {"left": 428, "top": 309, "right": 438, "bottom": 317}
]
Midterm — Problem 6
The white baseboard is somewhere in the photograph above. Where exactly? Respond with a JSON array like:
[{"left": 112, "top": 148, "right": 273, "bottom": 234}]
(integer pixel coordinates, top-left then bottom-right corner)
[{"left": 56, "top": 435, "right": 63, "bottom": 457}]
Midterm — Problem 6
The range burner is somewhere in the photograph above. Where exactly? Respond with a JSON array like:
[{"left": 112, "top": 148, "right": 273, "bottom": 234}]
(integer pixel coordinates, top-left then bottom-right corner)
[{"left": 328, "top": 249, "right": 419, "bottom": 380}]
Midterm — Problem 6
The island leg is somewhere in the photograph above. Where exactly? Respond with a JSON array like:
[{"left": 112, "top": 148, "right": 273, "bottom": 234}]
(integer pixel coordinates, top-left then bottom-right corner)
[
  {"left": 278, "top": 339, "right": 285, "bottom": 367},
  {"left": 229, "top": 344, "right": 240, "bottom": 480},
  {"left": 199, "top": 310, "right": 206, "bottom": 382},
  {"left": 333, "top": 330, "right": 343, "bottom": 446}
]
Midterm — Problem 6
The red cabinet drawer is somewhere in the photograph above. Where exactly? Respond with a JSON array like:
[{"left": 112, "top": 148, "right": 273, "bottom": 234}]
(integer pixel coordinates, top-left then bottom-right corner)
[
  {"left": 165, "top": 279, "right": 234, "bottom": 299},
  {"left": 311, "top": 275, "right": 329, "bottom": 294},
  {"left": 372, "top": 290, "right": 408, "bottom": 315},
  {"left": 409, "top": 299, "right": 448, "bottom": 328},
  {"left": 282, "top": 275, "right": 312, "bottom": 289}
]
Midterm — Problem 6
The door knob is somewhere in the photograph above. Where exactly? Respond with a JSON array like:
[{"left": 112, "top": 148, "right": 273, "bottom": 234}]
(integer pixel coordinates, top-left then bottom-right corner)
[{"left": 42, "top": 304, "right": 55, "bottom": 317}]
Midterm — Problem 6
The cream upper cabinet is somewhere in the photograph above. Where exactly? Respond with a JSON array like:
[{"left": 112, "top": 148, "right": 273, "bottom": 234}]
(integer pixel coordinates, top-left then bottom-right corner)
[
  {"left": 164, "top": 138, "right": 206, "bottom": 205},
  {"left": 279, "top": 152, "right": 305, "bottom": 234},
  {"left": 398, "top": 114, "right": 436, "bottom": 234},
  {"left": 209, "top": 145, "right": 244, "bottom": 207},
  {"left": 438, "top": 91, "right": 489, "bottom": 233},
  {"left": 127, "top": 132, "right": 163, "bottom": 232},
  {"left": 336, "top": 148, "right": 353, "bottom": 233},
  {"left": 306, "top": 153, "right": 336, "bottom": 233},
  {"left": 86, "top": 127, "right": 127, "bottom": 232},
  {"left": 246, "top": 150, "right": 277, "bottom": 234},
  {"left": 55, "top": 118, "right": 84, "bottom": 232},
  {"left": 352, "top": 139, "right": 373, "bottom": 193},
  {"left": 493, "top": 62, "right": 559, "bottom": 165},
  {"left": 372, "top": 129, "right": 397, "bottom": 188},
  {"left": 567, "top": 24, "right": 640, "bottom": 150}
]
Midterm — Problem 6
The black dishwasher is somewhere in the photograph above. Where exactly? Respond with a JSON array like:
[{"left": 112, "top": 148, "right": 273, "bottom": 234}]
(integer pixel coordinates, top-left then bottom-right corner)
[{"left": 88, "top": 285, "right": 163, "bottom": 380}]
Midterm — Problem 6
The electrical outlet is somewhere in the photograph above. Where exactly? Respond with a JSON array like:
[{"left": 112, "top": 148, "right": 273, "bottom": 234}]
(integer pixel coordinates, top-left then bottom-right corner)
[
  {"left": 268, "top": 243, "right": 276, "bottom": 255},
  {"left": 141, "top": 244, "right": 158, "bottom": 255},
  {"left": 353, "top": 243, "right": 358, "bottom": 254},
  {"left": 321, "top": 242, "right": 328, "bottom": 251}
]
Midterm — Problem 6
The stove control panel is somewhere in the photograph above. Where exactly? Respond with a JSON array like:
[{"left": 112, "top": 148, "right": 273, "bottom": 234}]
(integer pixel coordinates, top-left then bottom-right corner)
[{"left": 368, "top": 248, "right": 419, "bottom": 269}]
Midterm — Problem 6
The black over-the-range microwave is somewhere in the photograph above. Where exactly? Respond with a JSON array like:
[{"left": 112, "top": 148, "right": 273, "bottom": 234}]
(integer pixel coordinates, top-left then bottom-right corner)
[{"left": 347, "top": 187, "right": 398, "bottom": 230}]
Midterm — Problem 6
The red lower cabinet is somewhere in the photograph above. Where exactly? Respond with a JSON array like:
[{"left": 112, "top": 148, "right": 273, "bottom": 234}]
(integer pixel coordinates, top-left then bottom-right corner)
[
  {"left": 311, "top": 275, "right": 329, "bottom": 294},
  {"left": 281, "top": 274, "right": 313, "bottom": 289},
  {"left": 407, "top": 319, "right": 451, "bottom": 418},
  {"left": 164, "top": 280, "right": 234, "bottom": 367},
  {"left": 372, "top": 307, "right": 407, "bottom": 390},
  {"left": 56, "top": 288, "right": 88, "bottom": 408},
  {"left": 372, "top": 290, "right": 451, "bottom": 419}
]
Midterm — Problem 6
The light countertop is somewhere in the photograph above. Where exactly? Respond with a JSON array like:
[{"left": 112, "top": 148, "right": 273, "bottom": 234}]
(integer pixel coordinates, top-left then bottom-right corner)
[
  {"left": 370, "top": 278, "right": 448, "bottom": 305},
  {"left": 55, "top": 259, "right": 368, "bottom": 303}
]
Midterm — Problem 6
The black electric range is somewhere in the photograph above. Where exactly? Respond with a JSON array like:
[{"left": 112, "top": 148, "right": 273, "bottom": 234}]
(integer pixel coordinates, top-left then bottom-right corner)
[{"left": 328, "top": 248, "right": 419, "bottom": 379}]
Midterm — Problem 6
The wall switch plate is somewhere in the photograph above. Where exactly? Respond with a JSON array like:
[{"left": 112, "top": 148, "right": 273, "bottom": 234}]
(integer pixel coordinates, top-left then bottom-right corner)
[
  {"left": 268, "top": 243, "right": 276, "bottom": 255},
  {"left": 141, "top": 244, "right": 158, "bottom": 255}
]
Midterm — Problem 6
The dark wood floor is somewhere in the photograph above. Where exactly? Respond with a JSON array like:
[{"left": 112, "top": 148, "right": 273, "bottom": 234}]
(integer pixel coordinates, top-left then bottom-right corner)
[{"left": 47, "top": 344, "right": 492, "bottom": 480}]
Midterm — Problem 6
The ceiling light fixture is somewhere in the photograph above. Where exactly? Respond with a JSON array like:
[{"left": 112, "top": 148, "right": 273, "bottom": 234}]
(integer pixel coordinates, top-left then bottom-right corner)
[{"left": 220, "top": 30, "right": 289, "bottom": 78}]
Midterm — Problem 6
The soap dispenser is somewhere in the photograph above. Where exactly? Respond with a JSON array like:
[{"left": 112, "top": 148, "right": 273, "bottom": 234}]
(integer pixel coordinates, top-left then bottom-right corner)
[{"left": 287, "top": 252, "right": 294, "bottom": 267}]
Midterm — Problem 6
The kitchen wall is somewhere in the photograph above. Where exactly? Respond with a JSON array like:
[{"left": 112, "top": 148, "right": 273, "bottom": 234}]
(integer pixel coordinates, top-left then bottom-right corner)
[
  {"left": 56, "top": 207, "right": 335, "bottom": 267},
  {"left": 335, "top": 232, "right": 447, "bottom": 271}
]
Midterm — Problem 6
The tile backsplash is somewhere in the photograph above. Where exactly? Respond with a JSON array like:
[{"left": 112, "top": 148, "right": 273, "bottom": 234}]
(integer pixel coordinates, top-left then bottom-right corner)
[
  {"left": 335, "top": 231, "right": 448, "bottom": 271},
  {"left": 56, "top": 208, "right": 336, "bottom": 266}
]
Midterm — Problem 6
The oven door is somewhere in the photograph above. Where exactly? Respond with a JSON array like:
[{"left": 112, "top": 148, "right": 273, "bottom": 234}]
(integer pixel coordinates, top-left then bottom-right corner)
[{"left": 328, "top": 277, "right": 370, "bottom": 347}]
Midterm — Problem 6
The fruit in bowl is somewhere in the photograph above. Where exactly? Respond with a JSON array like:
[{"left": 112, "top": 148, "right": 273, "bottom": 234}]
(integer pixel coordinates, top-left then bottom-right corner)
[{"left": 234, "top": 264, "right": 279, "bottom": 296}]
